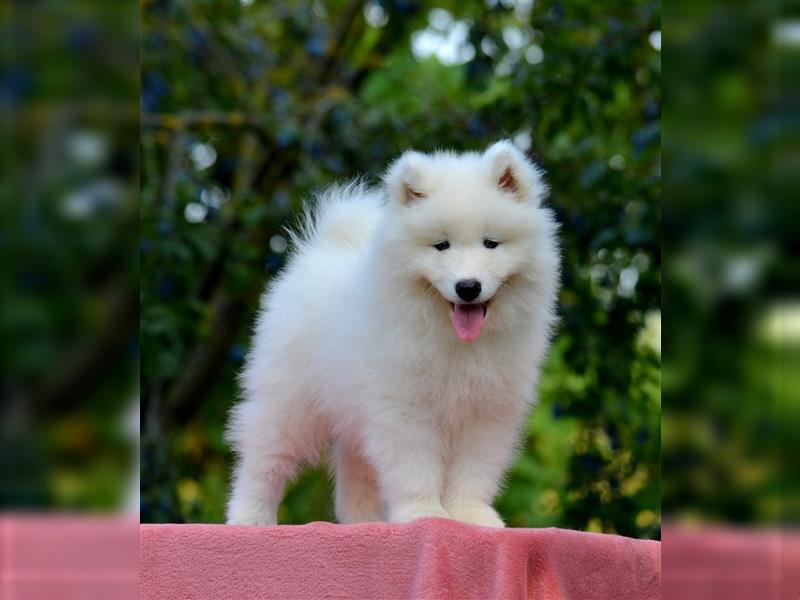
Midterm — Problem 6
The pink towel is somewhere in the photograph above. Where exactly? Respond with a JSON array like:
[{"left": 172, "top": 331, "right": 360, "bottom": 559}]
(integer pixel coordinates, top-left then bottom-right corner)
[
  {"left": 662, "top": 526, "right": 800, "bottom": 600},
  {"left": 140, "top": 519, "right": 660, "bottom": 600},
  {"left": 1, "top": 515, "right": 139, "bottom": 600}
]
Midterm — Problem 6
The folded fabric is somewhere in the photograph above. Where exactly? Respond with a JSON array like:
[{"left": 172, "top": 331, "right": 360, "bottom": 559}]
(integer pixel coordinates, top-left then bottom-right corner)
[
  {"left": 140, "top": 519, "right": 660, "bottom": 600},
  {"left": 662, "top": 526, "right": 800, "bottom": 600},
  {"left": 0, "top": 516, "right": 139, "bottom": 600}
]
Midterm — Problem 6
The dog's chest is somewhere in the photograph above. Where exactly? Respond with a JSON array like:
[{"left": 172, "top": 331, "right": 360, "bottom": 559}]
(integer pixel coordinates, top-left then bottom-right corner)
[{"left": 399, "top": 341, "right": 528, "bottom": 412}]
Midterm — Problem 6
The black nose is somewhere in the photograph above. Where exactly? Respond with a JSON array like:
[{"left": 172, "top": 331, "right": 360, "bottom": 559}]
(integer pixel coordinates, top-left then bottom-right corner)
[{"left": 455, "top": 279, "right": 482, "bottom": 302}]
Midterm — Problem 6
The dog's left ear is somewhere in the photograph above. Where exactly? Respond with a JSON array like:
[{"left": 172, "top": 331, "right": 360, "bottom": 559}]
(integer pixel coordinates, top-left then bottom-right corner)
[
  {"left": 483, "top": 140, "right": 547, "bottom": 205},
  {"left": 384, "top": 150, "right": 428, "bottom": 206}
]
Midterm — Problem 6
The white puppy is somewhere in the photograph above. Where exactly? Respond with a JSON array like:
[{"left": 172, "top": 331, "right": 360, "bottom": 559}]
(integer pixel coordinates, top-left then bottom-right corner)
[{"left": 226, "top": 141, "right": 560, "bottom": 527}]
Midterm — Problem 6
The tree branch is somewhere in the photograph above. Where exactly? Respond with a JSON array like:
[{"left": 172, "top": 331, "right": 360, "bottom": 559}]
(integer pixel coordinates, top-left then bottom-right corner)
[{"left": 142, "top": 112, "right": 272, "bottom": 146}]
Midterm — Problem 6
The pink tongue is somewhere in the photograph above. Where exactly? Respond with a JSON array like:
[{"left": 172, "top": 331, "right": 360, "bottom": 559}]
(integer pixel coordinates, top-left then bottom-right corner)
[{"left": 452, "top": 304, "right": 485, "bottom": 341}]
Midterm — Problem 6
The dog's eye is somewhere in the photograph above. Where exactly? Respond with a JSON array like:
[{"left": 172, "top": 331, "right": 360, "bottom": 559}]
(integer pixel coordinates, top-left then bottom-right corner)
[
  {"left": 433, "top": 240, "right": 450, "bottom": 251},
  {"left": 483, "top": 238, "right": 501, "bottom": 249}
]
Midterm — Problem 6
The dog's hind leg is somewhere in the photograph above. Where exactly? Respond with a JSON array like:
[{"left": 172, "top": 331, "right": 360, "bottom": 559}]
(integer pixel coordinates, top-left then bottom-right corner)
[
  {"left": 226, "top": 390, "right": 328, "bottom": 525},
  {"left": 333, "top": 440, "right": 383, "bottom": 523},
  {"left": 227, "top": 446, "right": 297, "bottom": 525}
]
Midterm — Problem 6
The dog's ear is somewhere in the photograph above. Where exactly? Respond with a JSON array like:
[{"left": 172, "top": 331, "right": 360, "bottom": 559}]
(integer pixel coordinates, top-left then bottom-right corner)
[
  {"left": 483, "top": 140, "right": 547, "bottom": 205},
  {"left": 384, "top": 150, "right": 428, "bottom": 205}
]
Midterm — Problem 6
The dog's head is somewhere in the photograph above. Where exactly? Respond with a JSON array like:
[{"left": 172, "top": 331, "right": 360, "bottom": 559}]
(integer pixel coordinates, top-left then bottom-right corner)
[{"left": 382, "top": 140, "right": 558, "bottom": 342}]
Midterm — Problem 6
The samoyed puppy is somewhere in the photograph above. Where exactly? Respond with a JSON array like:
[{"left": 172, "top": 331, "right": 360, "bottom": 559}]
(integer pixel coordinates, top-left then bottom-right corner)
[{"left": 226, "top": 140, "right": 560, "bottom": 527}]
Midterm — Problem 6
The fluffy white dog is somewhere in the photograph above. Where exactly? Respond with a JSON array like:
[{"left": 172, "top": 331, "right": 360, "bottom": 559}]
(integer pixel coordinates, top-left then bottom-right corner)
[{"left": 226, "top": 141, "right": 560, "bottom": 527}]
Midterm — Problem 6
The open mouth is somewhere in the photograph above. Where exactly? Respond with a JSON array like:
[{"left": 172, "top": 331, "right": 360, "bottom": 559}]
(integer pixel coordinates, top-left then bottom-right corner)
[{"left": 449, "top": 300, "right": 491, "bottom": 342}]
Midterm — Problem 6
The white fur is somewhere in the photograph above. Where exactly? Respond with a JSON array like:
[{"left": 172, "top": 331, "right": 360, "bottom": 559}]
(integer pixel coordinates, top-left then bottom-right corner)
[{"left": 226, "top": 141, "right": 560, "bottom": 527}]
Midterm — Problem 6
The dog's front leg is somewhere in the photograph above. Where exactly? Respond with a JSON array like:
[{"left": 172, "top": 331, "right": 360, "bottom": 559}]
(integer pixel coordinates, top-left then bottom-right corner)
[
  {"left": 442, "top": 406, "right": 524, "bottom": 528},
  {"left": 362, "top": 414, "right": 449, "bottom": 523}
]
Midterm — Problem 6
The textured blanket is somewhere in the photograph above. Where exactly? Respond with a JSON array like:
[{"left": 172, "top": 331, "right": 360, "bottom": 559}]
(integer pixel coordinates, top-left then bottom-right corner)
[{"left": 140, "top": 519, "right": 660, "bottom": 600}]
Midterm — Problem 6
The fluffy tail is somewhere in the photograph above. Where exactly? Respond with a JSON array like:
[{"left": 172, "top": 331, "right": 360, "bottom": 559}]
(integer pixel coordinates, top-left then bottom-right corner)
[{"left": 286, "top": 180, "right": 382, "bottom": 251}]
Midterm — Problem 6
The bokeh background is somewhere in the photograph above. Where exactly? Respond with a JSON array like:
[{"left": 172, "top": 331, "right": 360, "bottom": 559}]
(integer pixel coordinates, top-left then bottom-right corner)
[
  {"left": 661, "top": 1, "right": 799, "bottom": 527},
  {"left": 1, "top": 1, "right": 139, "bottom": 513},
  {"left": 139, "top": 0, "right": 662, "bottom": 538}
]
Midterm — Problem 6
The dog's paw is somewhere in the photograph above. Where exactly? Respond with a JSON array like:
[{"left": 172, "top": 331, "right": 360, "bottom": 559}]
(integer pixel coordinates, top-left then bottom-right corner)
[
  {"left": 447, "top": 502, "right": 505, "bottom": 528},
  {"left": 389, "top": 502, "right": 450, "bottom": 523},
  {"left": 226, "top": 517, "right": 277, "bottom": 526},
  {"left": 226, "top": 510, "right": 277, "bottom": 526}
]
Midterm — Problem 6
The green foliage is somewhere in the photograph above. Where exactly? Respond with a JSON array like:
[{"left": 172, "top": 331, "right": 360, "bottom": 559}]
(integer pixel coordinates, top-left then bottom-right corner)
[
  {"left": 660, "top": 4, "right": 798, "bottom": 526},
  {"left": 140, "top": 0, "right": 660, "bottom": 538},
  {"left": 1, "top": 2, "right": 139, "bottom": 511}
]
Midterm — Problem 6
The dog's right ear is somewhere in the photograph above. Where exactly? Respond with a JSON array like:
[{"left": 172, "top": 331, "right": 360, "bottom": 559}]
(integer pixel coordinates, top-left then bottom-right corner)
[
  {"left": 384, "top": 151, "right": 428, "bottom": 205},
  {"left": 483, "top": 140, "right": 547, "bottom": 205}
]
